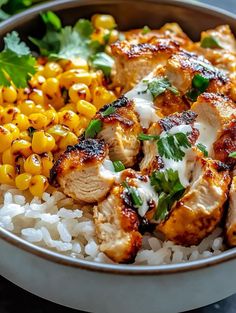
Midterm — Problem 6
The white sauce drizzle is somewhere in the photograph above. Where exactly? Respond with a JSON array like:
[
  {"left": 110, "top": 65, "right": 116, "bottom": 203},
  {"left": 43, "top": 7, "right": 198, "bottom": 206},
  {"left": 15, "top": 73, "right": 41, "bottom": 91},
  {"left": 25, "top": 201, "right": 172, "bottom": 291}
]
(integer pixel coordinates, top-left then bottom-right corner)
[
  {"left": 99, "top": 159, "right": 121, "bottom": 182},
  {"left": 135, "top": 179, "right": 158, "bottom": 217},
  {"left": 194, "top": 122, "right": 217, "bottom": 155}
]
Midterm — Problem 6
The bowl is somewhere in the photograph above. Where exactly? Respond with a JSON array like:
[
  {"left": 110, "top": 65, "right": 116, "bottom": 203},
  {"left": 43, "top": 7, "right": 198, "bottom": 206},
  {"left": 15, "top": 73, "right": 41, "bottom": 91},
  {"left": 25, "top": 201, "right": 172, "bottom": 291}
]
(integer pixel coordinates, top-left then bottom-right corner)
[{"left": 0, "top": 1, "right": 236, "bottom": 313}]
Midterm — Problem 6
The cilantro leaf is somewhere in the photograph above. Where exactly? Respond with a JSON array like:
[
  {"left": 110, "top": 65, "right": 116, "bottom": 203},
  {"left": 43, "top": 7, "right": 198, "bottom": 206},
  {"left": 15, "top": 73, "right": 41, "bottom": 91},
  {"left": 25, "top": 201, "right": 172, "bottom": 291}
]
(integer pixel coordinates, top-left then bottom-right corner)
[
  {"left": 74, "top": 18, "right": 93, "bottom": 38},
  {"left": 41, "top": 11, "right": 62, "bottom": 31},
  {"left": 138, "top": 133, "right": 160, "bottom": 141},
  {"left": 101, "top": 105, "right": 116, "bottom": 117},
  {"left": 186, "top": 74, "right": 210, "bottom": 102},
  {"left": 85, "top": 119, "right": 102, "bottom": 138},
  {"left": 0, "top": 0, "right": 9, "bottom": 21},
  {"left": 201, "top": 36, "right": 222, "bottom": 49},
  {"left": 0, "top": 31, "right": 36, "bottom": 87},
  {"left": 150, "top": 169, "right": 185, "bottom": 220},
  {"left": 157, "top": 132, "right": 191, "bottom": 161},
  {"left": 197, "top": 143, "right": 208, "bottom": 157},
  {"left": 122, "top": 181, "right": 143, "bottom": 208},
  {"left": 90, "top": 52, "right": 114, "bottom": 77},
  {"left": 229, "top": 151, "right": 236, "bottom": 158},
  {"left": 145, "top": 77, "right": 179, "bottom": 99},
  {"left": 113, "top": 160, "right": 125, "bottom": 172}
]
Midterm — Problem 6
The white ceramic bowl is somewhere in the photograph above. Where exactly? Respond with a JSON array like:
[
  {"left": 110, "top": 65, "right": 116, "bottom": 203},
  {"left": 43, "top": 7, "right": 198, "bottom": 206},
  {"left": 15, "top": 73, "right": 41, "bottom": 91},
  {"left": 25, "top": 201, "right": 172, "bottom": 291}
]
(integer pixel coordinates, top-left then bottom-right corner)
[{"left": 0, "top": 1, "right": 236, "bottom": 312}]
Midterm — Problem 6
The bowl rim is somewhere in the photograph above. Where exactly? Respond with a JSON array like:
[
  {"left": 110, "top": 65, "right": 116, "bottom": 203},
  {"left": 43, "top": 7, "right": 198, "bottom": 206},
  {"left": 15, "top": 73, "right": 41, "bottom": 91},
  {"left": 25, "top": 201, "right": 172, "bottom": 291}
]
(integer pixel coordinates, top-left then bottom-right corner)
[{"left": 0, "top": 0, "right": 236, "bottom": 275}]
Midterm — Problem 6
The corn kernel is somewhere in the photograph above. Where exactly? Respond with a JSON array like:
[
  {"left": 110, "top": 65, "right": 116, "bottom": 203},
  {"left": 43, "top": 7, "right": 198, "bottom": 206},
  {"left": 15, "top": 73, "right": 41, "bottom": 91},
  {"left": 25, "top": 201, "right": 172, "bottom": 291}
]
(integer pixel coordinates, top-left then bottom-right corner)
[
  {"left": 59, "top": 132, "right": 78, "bottom": 150},
  {"left": 12, "top": 113, "right": 30, "bottom": 131},
  {"left": 15, "top": 156, "right": 25, "bottom": 174},
  {"left": 19, "top": 131, "right": 31, "bottom": 142},
  {"left": 93, "top": 86, "right": 116, "bottom": 109},
  {"left": 44, "top": 110, "right": 59, "bottom": 127},
  {"left": 42, "top": 78, "right": 60, "bottom": 98},
  {"left": 43, "top": 62, "right": 63, "bottom": 78},
  {"left": 29, "top": 113, "right": 48, "bottom": 130},
  {"left": 59, "top": 103, "right": 76, "bottom": 112},
  {"left": 76, "top": 100, "right": 97, "bottom": 118},
  {"left": 63, "top": 57, "right": 88, "bottom": 71},
  {"left": 58, "top": 110, "right": 79, "bottom": 131},
  {"left": 15, "top": 173, "right": 32, "bottom": 191},
  {"left": 69, "top": 83, "right": 91, "bottom": 103},
  {"left": 2, "top": 86, "right": 17, "bottom": 103},
  {"left": 2, "top": 148, "right": 15, "bottom": 166},
  {"left": 24, "top": 154, "right": 42, "bottom": 175},
  {"left": 17, "top": 100, "right": 36, "bottom": 116},
  {"left": 1, "top": 107, "right": 20, "bottom": 124},
  {"left": 41, "top": 153, "right": 54, "bottom": 177},
  {"left": 77, "top": 115, "right": 90, "bottom": 129},
  {"left": 11, "top": 140, "right": 32, "bottom": 158},
  {"left": 29, "top": 175, "right": 48, "bottom": 197},
  {"left": 0, "top": 126, "right": 13, "bottom": 153},
  {"left": 59, "top": 70, "right": 92, "bottom": 89},
  {"left": 47, "top": 124, "right": 69, "bottom": 142},
  {"left": 109, "top": 29, "right": 119, "bottom": 43},
  {"left": 0, "top": 164, "right": 15, "bottom": 185},
  {"left": 32, "top": 131, "right": 55, "bottom": 154},
  {"left": 92, "top": 14, "right": 116, "bottom": 29},
  {"left": 4, "top": 123, "right": 20, "bottom": 141},
  {"left": 17, "top": 88, "right": 30, "bottom": 102},
  {"left": 29, "top": 89, "right": 44, "bottom": 106}
]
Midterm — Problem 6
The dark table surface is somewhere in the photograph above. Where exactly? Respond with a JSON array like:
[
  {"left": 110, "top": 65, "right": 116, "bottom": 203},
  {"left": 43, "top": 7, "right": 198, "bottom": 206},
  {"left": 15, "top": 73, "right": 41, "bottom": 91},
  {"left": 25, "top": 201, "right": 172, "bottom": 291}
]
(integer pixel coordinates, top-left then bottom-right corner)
[{"left": 1, "top": 0, "right": 236, "bottom": 312}]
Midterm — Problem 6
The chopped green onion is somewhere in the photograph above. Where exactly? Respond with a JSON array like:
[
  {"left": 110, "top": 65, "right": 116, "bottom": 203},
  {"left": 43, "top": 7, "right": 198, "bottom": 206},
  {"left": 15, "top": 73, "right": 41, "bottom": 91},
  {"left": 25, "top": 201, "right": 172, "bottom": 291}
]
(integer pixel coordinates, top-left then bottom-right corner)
[
  {"left": 122, "top": 181, "right": 143, "bottom": 208},
  {"left": 85, "top": 119, "right": 102, "bottom": 138},
  {"left": 197, "top": 143, "right": 208, "bottom": 157},
  {"left": 229, "top": 151, "right": 236, "bottom": 158},
  {"left": 186, "top": 74, "right": 210, "bottom": 102},
  {"left": 201, "top": 36, "right": 222, "bottom": 49},
  {"left": 138, "top": 133, "right": 160, "bottom": 141},
  {"left": 113, "top": 160, "right": 125, "bottom": 172}
]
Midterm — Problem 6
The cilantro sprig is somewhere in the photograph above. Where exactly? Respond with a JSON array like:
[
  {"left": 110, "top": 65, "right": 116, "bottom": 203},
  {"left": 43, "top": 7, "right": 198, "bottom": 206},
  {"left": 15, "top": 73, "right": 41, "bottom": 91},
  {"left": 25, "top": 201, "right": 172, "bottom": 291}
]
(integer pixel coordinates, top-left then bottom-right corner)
[
  {"left": 229, "top": 151, "right": 236, "bottom": 158},
  {"left": 150, "top": 169, "right": 185, "bottom": 220},
  {"left": 0, "top": 31, "right": 36, "bottom": 87},
  {"left": 186, "top": 74, "right": 210, "bottom": 102},
  {"left": 140, "top": 77, "right": 179, "bottom": 99},
  {"left": 201, "top": 36, "right": 222, "bottom": 49},
  {"left": 122, "top": 181, "right": 143, "bottom": 208}
]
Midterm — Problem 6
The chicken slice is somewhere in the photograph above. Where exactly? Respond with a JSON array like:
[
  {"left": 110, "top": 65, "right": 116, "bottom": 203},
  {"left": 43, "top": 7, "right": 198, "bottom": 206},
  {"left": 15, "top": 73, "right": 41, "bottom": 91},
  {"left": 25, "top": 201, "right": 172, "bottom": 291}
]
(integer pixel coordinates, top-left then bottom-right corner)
[
  {"left": 50, "top": 138, "right": 115, "bottom": 203},
  {"left": 157, "top": 158, "right": 231, "bottom": 246},
  {"left": 111, "top": 38, "right": 180, "bottom": 92},
  {"left": 226, "top": 176, "right": 236, "bottom": 246},
  {"left": 97, "top": 96, "right": 142, "bottom": 167},
  {"left": 94, "top": 183, "right": 142, "bottom": 263},
  {"left": 192, "top": 93, "right": 236, "bottom": 157},
  {"left": 165, "top": 50, "right": 230, "bottom": 96}
]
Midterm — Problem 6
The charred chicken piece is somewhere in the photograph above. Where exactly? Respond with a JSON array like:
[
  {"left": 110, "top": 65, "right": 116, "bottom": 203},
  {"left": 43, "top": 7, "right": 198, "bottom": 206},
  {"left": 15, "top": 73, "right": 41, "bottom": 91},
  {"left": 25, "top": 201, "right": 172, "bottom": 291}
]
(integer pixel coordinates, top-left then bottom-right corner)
[
  {"left": 157, "top": 158, "right": 231, "bottom": 246},
  {"left": 50, "top": 138, "right": 115, "bottom": 203},
  {"left": 226, "top": 176, "right": 236, "bottom": 246},
  {"left": 96, "top": 96, "right": 142, "bottom": 167}
]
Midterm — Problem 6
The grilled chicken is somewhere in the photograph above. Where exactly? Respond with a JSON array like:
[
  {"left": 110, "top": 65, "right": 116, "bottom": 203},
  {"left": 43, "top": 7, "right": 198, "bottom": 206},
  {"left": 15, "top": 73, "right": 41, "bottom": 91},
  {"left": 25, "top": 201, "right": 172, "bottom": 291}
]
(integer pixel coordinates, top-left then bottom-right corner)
[
  {"left": 96, "top": 96, "right": 142, "bottom": 167},
  {"left": 192, "top": 93, "right": 236, "bottom": 157},
  {"left": 94, "top": 171, "right": 143, "bottom": 263},
  {"left": 50, "top": 138, "right": 115, "bottom": 203},
  {"left": 226, "top": 176, "right": 236, "bottom": 246},
  {"left": 165, "top": 50, "right": 230, "bottom": 96},
  {"left": 111, "top": 38, "right": 180, "bottom": 92},
  {"left": 158, "top": 158, "right": 231, "bottom": 246}
]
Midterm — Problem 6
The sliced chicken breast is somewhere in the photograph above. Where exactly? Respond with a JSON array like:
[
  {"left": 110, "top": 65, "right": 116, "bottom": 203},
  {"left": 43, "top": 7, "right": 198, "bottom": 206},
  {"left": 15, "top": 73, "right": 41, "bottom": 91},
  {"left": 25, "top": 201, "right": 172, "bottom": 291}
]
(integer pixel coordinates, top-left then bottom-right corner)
[
  {"left": 50, "top": 138, "right": 115, "bottom": 203},
  {"left": 157, "top": 158, "right": 231, "bottom": 246},
  {"left": 226, "top": 176, "right": 236, "bottom": 246}
]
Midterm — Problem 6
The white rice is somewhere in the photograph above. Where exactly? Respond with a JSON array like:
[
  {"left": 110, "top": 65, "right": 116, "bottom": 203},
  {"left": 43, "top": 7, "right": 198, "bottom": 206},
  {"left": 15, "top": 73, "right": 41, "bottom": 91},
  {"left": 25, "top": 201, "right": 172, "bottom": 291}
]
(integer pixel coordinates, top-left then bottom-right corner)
[{"left": 0, "top": 185, "right": 225, "bottom": 265}]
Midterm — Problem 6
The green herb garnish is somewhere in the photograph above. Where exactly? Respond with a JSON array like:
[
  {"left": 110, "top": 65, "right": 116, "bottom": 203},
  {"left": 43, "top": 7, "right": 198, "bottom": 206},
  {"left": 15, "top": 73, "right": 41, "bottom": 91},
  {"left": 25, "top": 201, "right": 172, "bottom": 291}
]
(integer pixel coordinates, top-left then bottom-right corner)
[
  {"left": 122, "top": 181, "right": 143, "bottom": 208},
  {"left": 0, "top": 31, "right": 36, "bottom": 87},
  {"left": 158, "top": 132, "right": 191, "bottom": 161},
  {"left": 186, "top": 74, "right": 210, "bottom": 102},
  {"left": 147, "top": 77, "right": 179, "bottom": 99},
  {"left": 85, "top": 119, "right": 102, "bottom": 139},
  {"left": 138, "top": 133, "right": 160, "bottom": 141},
  {"left": 150, "top": 169, "right": 185, "bottom": 220},
  {"left": 229, "top": 151, "right": 236, "bottom": 158},
  {"left": 101, "top": 106, "right": 116, "bottom": 117},
  {"left": 197, "top": 143, "right": 208, "bottom": 157},
  {"left": 142, "top": 25, "right": 151, "bottom": 35},
  {"left": 90, "top": 52, "right": 114, "bottom": 77},
  {"left": 201, "top": 36, "right": 222, "bottom": 49},
  {"left": 113, "top": 160, "right": 125, "bottom": 172}
]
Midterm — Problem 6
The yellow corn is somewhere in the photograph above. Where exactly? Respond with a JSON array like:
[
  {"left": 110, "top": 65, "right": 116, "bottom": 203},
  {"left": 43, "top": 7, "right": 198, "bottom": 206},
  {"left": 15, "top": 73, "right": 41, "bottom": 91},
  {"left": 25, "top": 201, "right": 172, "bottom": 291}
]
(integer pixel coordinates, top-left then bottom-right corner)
[
  {"left": 63, "top": 57, "right": 89, "bottom": 71},
  {"left": 59, "top": 103, "right": 76, "bottom": 112},
  {"left": 15, "top": 173, "right": 32, "bottom": 191},
  {"left": 93, "top": 86, "right": 116, "bottom": 109},
  {"left": 29, "top": 89, "right": 44, "bottom": 106},
  {"left": 0, "top": 164, "right": 15, "bottom": 185},
  {"left": 69, "top": 83, "right": 91, "bottom": 103},
  {"left": 32, "top": 131, "right": 55, "bottom": 154},
  {"left": 2, "top": 86, "right": 17, "bottom": 103},
  {"left": 4, "top": 123, "right": 20, "bottom": 141},
  {"left": 19, "top": 131, "right": 31, "bottom": 142},
  {"left": 0, "top": 126, "right": 13, "bottom": 153},
  {"left": 58, "top": 110, "right": 80, "bottom": 131},
  {"left": 43, "top": 62, "right": 63, "bottom": 78},
  {"left": 41, "top": 153, "right": 54, "bottom": 177},
  {"left": 92, "top": 14, "right": 116, "bottom": 29},
  {"left": 44, "top": 110, "right": 59, "bottom": 127},
  {"left": 12, "top": 113, "right": 30, "bottom": 131},
  {"left": 47, "top": 124, "right": 69, "bottom": 142},
  {"left": 59, "top": 70, "right": 92, "bottom": 89},
  {"left": 2, "top": 148, "right": 15, "bottom": 166},
  {"left": 59, "top": 132, "right": 78, "bottom": 150},
  {"left": 29, "top": 175, "right": 48, "bottom": 197},
  {"left": 17, "top": 88, "right": 30, "bottom": 102},
  {"left": 11, "top": 139, "right": 32, "bottom": 158},
  {"left": 17, "top": 100, "right": 37, "bottom": 116},
  {"left": 29, "top": 113, "right": 48, "bottom": 130},
  {"left": 15, "top": 156, "right": 25, "bottom": 174},
  {"left": 76, "top": 100, "right": 97, "bottom": 118},
  {"left": 24, "top": 154, "right": 42, "bottom": 175},
  {"left": 1, "top": 107, "right": 20, "bottom": 124},
  {"left": 42, "top": 78, "right": 60, "bottom": 98}
]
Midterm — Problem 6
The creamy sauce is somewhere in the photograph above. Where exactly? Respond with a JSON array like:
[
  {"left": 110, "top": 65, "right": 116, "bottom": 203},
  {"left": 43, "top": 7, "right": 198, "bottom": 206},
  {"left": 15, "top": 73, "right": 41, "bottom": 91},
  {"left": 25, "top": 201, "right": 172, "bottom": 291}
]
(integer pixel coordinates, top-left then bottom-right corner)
[
  {"left": 99, "top": 159, "right": 121, "bottom": 182},
  {"left": 194, "top": 121, "right": 217, "bottom": 155},
  {"left": 125, "top": 74, "right": 159, "bottom": 128},
  {"left": 135, "top": 179, "right": 158, "bottom": 217}
]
